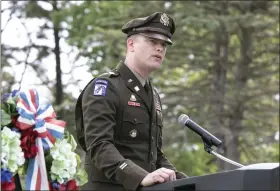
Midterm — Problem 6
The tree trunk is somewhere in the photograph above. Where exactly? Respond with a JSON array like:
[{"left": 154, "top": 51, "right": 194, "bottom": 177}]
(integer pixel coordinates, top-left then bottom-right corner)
[
  {"left": 52, "top": 0, "right": 63, "bottom": 119},
  {"left": 210, "top": 2, "right": 229, "bottom": 171},
  {"left": 226, "top": 25, "right": 253, "bottom": 170}
]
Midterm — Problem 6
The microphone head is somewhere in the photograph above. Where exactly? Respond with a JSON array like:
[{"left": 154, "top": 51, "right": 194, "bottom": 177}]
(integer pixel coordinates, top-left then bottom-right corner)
[{"left": 178, "top": 114, "right": 190, "bottom": 126}]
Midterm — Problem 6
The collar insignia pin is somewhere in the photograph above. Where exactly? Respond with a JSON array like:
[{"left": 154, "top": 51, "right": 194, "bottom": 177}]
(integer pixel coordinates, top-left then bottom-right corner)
[{"left": 134, "top": 86, "right": 140, "bottom": 91}]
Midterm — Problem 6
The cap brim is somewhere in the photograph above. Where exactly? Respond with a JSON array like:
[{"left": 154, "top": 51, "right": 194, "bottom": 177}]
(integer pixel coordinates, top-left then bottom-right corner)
[{"left": 140, "top": 33, "right": 173, "bottom": 45}]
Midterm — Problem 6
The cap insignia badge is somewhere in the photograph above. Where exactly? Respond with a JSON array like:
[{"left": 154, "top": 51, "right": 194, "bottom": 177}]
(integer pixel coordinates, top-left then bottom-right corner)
[{"left": 160, "top": 13, "right": 169, "bottom": 26}]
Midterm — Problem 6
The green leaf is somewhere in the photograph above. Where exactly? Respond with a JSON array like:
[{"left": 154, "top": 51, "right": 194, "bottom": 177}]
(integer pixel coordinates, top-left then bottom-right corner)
[
  {"left": 74, "top": 153, "right": 88, "bottom": 186},
  {"left": 1, "top": 109, "right": 11, "bottom": 126},
  {"left": 75, "top": 153, "right": 81, "bottom": 165},
  {"left": 2, "top": 96, "right": 18, "bottom": 115},
  {"left": 68, "top": 134, "right": 77, "bottom": 151}
]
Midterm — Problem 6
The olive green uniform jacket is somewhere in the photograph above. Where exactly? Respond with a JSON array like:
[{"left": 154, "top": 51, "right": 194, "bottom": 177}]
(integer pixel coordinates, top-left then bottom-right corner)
[{"left": 75, "top": 62, "right": 187, "bottom": 191}]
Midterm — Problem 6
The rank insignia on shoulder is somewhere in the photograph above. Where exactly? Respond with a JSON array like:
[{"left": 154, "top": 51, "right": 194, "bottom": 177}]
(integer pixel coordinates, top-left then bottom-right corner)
[
  {"left": 93, "top": 80, "right": 108, "bottom": 96},
  {"left": 109, "top": 71, "right": 118, "bottom": 76}
]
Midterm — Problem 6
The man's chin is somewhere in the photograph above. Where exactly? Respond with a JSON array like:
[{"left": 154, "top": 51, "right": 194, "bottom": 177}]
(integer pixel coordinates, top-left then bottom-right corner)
[
  {"left": 153, "top": 62, "right": 162, "bottom": 69},
  {"left": 144, "top": 61, "right": 162, "bottom": 73}
]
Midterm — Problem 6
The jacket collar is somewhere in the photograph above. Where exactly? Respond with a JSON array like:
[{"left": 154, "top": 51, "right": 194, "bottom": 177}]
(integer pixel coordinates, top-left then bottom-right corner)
[{"left": 116, "top": 61, "right": 152, "bottom": 111}]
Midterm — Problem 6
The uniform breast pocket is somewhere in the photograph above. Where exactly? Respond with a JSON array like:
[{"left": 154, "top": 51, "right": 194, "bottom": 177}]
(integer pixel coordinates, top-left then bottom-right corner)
[{"left": 121, "top": 107, "right": 149, "bottom": 143}]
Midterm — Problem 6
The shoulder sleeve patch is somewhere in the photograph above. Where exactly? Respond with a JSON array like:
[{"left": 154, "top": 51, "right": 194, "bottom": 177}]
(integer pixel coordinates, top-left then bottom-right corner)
[{"left": 93, "top": 79, "right": 108, "bottom": 96}]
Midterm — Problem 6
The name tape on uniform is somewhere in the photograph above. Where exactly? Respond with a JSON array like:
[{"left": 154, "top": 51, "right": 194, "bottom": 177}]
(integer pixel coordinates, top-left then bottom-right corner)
[{"left": 128, "top": 101, "right": 140, "bottom": 107}]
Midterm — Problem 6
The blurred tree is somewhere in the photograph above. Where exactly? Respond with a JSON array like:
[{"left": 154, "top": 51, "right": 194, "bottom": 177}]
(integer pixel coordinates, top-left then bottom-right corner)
[
  {"left": 60, "top": 1, "right": 131, "bottom": 73},
  {"left": 62, "top": 0, "right": 279, "bottom": 174},
  {"left": 23, "top": 0, "right": 66, "bottom": 119},
  {"left": 161, "top": 1, "right": 279, "bottom": 171},
  {"left": 1, "top": 1, "right": 33, "bottom": 94},
  {"left": 1, "top": 45, "right": 17, "bottom": 94},
  {"left": 1, "top": 0, "right": 84, "bottom": 156},
  {"left": 2, "top": 0, "right": 278, "bottom": 176}
]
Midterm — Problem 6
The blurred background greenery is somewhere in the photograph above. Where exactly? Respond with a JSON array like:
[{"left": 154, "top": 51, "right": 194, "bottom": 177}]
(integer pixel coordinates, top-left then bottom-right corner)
[{"left": 1, "top": 1, "right": 279, "bottom": 177}]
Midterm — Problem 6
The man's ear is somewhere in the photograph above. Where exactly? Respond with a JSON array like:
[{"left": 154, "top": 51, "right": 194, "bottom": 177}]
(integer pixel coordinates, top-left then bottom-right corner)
[{"left": 127, "top": 37, "right": 135, "bottom": 52}]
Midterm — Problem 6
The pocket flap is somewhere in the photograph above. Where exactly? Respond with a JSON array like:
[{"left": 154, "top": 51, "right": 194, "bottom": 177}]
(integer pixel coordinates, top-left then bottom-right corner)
[{"left": 123, "top": 108, "right": 148, "bottom": 124}]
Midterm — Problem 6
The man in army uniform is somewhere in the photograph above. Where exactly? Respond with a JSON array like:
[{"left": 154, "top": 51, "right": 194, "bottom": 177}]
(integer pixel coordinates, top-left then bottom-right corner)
[{"left": 75, "top": 12, "right": 188, "bottom": 191}]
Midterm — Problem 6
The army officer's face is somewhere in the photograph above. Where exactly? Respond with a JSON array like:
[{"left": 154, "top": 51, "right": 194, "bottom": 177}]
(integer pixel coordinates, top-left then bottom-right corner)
[{"left": 133, "top": 34, "right": 168, "bottom": 71}]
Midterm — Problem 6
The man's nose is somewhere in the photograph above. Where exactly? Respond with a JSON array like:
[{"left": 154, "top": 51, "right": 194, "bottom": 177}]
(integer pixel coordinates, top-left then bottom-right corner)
[{"left": 156, "top": 44, "right": 164, "bottom": 52}]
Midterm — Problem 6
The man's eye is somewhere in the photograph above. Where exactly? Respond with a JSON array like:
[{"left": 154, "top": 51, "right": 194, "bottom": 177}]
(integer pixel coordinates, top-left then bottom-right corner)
[
  {"left": 147, "top": 38, "right": 167, "bottom": 49},
  {"left": 149, "top": 39, "right": 157, "bottom": 45}
]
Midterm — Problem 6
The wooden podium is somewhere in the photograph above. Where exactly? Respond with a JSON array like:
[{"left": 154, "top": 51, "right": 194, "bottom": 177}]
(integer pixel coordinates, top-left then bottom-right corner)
[{"left": 140, "top": 163, "right": 279, "bottom": 191}]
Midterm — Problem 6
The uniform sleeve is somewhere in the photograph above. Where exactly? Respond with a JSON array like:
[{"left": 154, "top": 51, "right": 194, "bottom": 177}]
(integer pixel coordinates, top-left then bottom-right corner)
[{"left": 82, "top": 78, "right": 148, "bottom": 190}]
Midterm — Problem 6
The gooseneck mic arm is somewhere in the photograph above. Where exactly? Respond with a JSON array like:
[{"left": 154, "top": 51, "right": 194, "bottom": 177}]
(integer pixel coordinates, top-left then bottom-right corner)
[
  {"left": 203, "top": 141, "right": 244, "bottom": 167},
  {"left": 178, "top": 114, "right": 244, "bottom": 168}
]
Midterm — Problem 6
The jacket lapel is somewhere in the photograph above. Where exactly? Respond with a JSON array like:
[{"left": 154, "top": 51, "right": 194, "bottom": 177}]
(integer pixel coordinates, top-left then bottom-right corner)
[
  {"left": 117, "top": 62, "right": 152, "bottom": 111},
  {"left": 150, "top": 82, "right": 157, "bottom": 116}
]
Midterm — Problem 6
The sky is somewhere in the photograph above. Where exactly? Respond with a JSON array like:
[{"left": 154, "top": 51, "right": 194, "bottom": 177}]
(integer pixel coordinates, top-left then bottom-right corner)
[{"left": 1, "top": 1, "right": 92, "bottom": 103}]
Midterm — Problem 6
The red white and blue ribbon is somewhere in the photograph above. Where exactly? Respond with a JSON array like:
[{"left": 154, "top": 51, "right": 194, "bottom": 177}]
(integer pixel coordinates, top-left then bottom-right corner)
[{"left": 16, "top": 89, "right": 66, "bottom": 190}]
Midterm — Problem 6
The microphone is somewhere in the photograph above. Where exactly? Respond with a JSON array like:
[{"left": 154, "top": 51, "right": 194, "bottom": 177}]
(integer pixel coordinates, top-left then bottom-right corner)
[{"left": 178, "top": 114, "right": 222, "bottom": 148}]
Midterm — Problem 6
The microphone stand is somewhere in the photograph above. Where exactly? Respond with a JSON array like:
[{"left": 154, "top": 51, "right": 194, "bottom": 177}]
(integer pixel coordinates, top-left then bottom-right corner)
[{"left": 203, "top": 142, "right": 244, "bottom": 168}]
